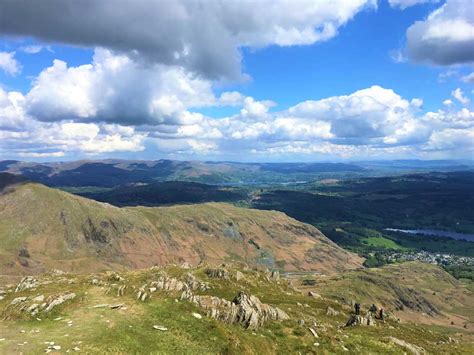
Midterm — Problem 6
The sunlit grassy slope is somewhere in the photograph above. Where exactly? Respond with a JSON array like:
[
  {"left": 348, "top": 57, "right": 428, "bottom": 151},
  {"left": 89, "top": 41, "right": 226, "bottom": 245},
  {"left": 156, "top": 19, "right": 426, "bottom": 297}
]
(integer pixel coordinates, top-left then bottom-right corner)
[{"left": 0, "top": 263, "right": 472, "bottom": 354}]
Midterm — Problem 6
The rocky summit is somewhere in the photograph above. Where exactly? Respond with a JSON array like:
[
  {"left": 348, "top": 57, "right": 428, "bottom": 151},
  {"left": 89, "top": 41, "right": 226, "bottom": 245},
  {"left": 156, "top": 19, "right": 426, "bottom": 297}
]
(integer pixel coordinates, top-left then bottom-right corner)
[{"left": 0, "top": 263, "right": 472, "bottom": 353}]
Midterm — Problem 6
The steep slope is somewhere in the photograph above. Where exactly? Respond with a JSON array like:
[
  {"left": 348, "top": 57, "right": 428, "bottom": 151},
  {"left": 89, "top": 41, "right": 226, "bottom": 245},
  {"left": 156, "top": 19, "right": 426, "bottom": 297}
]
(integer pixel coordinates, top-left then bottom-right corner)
[{"left": 0, "top": 177, "right": 362, "bottom": 277}]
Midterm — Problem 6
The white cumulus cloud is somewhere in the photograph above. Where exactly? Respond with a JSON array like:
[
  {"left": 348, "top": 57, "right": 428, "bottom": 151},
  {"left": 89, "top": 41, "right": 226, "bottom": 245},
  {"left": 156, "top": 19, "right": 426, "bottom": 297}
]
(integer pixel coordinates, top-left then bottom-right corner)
[
  {"left": 452, "top": 88, "right": 470, "bottom": 105},
  {"left": 0, "top": 51, "right": 21, "bottom": 75},
  {"left": 25, "top": 48, "right": 217, "bottom": 126},
  {"left": 406, "top": 0, "right": 474, "bottom": 65}
]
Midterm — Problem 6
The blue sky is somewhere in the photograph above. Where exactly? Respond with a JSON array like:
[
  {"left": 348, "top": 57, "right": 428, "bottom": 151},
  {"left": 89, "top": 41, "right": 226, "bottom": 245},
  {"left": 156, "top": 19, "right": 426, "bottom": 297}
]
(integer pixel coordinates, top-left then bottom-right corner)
[{"left": 0, "top": 0, "right": 472, "bottom": 162}]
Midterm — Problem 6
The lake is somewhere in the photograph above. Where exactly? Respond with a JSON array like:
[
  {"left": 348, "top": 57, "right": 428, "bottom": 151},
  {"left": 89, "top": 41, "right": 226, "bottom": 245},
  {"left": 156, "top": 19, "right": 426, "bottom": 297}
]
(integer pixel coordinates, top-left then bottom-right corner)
[{"left": 385, "top": 228, "right": 474, "bottom": 242}]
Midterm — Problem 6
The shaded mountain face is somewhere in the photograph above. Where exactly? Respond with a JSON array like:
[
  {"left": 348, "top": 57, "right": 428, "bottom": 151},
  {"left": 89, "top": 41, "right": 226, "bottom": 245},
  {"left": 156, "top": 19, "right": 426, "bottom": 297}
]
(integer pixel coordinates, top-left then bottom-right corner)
[
  {"left": 0, "top": 177, "right": 363, "bottom": 277},
  {"left": 79, "top": 181, "right": 247, "bottom": 206},
  {"left": 0, "top": 172, "right": 27, "bottom": 190}
]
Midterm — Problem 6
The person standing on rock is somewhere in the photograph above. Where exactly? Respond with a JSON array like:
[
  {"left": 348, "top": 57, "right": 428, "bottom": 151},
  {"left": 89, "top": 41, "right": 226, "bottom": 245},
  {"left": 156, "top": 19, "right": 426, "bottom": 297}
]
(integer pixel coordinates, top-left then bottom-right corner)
[
  {"left": 379, "top": 308, "right": 384, "bottom": 321},
  {"left": 355, "top": 303, "right": 360, "bottom": 315}
]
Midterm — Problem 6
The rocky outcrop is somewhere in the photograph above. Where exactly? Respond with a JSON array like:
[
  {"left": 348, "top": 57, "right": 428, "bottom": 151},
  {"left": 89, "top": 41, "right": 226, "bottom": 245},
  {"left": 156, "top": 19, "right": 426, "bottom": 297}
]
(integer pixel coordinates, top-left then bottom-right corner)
[
  {"left": 387, "top": 336, "right": 426, "bottom": 355},
  {"left": 44, "top": 293, "right": 76, "bottom": 313},
  {"left": 345, "top": 313, "right": 375, "bottom": 327},
  {"left": 15, "top": 276, "right": 38, "bottom": 292},
  {"left": 180, "top": 290, "right": 289, "bottom": 329},
  {"left": 136, "top": 274, "right": 209, "bottom": 301},
  {"left": 265, "top": 270, "right": 280, "bottom": 281},
  {"left": 8, "top": 292, "right": 76, "bottom": 316},
  {"left": 205, "top": 268, "right": 229, "bottom": 279}
]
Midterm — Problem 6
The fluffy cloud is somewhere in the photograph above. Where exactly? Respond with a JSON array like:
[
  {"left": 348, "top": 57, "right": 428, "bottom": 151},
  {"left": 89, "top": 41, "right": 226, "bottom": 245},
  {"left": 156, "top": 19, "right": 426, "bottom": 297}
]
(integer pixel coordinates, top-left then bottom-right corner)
[
  {"left": 286, "top": 86, "right": 425, "bottom": 145},
  {"left": 451, "top": 88, "right": 470, "bottom": 105},
  {"left": 406, "top": 0, "right": 474, "bottom": 65},
  {"left": 0, "top": 88, "right": 28, "bottom": 130},
  {"left": 0, "top": 0, "right": 374, "bottom": 79},
  {"left": 0, "top": 120, "right": 146, "bottom": 157},
  {"left": 0, "top": 51, "right": 21, "bottom": 75},
  {"left": 26, "top": 48, "right": 216, "bottom": 126},
  {"left": 0, "top": 88, "right": 147, "bottom": 157},
  {"left": 1, "top": 54, "right": 472, "bottom": 159},
  {"left": 425, "top": 127, "right": 474, "bottom": 152}
]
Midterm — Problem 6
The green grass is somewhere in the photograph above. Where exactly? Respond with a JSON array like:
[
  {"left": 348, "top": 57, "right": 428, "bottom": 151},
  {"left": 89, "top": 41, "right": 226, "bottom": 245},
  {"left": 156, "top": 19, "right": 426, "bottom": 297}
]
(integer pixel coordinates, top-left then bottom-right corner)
[
  {"left": 362, "top": 237, "right": 405, "bottom": 250},
  {"left": 1, "top": 263, "right": 473, "bottom": 354}
]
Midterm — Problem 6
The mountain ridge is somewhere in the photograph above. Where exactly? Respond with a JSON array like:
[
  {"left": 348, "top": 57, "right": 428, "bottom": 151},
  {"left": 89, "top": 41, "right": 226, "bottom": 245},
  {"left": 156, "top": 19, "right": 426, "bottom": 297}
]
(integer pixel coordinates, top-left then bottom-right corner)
[{"left": 0, "top": 175, "right": 363, "bottom": 279}]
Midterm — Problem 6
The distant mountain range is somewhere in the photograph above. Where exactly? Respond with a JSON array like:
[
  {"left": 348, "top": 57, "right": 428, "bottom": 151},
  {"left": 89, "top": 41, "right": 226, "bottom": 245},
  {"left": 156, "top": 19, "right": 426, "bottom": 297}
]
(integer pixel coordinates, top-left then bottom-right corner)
[{"left": 0, "top": 159, "right": 472, "bottom": 187}]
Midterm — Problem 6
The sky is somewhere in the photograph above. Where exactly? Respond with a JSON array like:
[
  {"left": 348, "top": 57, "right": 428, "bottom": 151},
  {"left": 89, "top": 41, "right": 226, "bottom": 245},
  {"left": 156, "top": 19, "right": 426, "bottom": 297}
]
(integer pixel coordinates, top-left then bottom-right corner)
[{"left": 0, "top": 0, "right": 473, "bottom": 162}]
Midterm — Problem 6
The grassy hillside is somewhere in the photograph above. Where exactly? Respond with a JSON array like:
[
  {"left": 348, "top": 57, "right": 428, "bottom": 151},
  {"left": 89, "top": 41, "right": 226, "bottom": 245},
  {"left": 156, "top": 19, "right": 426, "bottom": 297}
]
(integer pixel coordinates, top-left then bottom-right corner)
[
  {"left": 0, "top": 177, "right": 362, "bottom": 278},
  {"left": 0, "top": 263, "right": 472, "bottom": 354},
  {"left": 306, "top": 262, "right": 474, "bottom": 329}
]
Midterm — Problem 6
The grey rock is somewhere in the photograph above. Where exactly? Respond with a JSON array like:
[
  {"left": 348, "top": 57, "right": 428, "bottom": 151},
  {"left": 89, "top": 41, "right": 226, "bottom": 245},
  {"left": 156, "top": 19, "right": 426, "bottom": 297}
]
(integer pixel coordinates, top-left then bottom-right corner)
[
  {"left": 10, "top": 297, "right": 27, "bottom": 306},
  {"left": 326, "top": 306, "right": 339, "bottom": 316},
  {"left": 15, "top": 276, "right": 38, "bottom": 292},
  {"left": 44, "top": 293, "right": 76, "bottom": 313}
]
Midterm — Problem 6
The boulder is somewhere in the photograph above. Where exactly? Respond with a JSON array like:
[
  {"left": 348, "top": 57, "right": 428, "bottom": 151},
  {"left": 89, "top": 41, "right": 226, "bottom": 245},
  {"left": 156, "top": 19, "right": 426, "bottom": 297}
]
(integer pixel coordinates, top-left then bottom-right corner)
[
  {"left": 265, "top": 270, "right": 280, "bottom": 281},
  {"left": 235, "top": 271, "right": 245, "bottom": 281},
  {"left": 309, "top": 327, "right": 319, "bottom": 338},
  {"left": 308, "top": 291, "right": 321, "bottom": 298},
  {"left": 326, "top": 306, "right": 339, "bottom": 316}
]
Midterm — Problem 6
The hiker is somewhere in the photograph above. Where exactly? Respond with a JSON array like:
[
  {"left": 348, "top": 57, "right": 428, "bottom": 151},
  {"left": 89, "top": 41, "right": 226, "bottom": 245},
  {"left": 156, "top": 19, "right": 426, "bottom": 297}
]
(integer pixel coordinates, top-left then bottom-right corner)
[
  {"left": 369, "top": 304, "right": 378, "bottom": 314},
  {"left": 355, "top": 303, "right": 360, "bottom": 315},
  {"left": 379, "top": 308, "right": 384, "bottom": 321}
]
